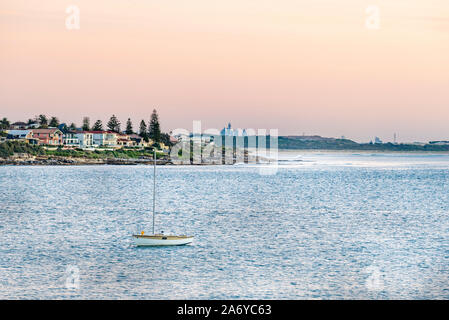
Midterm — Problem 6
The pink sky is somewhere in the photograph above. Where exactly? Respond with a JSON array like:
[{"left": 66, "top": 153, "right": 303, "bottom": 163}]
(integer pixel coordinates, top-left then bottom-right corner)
[{"left": 1, "top": 0, "right": 448, "bottom": 142}]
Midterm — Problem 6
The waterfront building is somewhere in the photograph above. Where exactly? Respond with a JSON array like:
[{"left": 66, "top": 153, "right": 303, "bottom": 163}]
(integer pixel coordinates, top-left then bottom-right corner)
[
  {"left": 63, "top": 131, "right": 80, "bottom": 147},
  {"left": 31, "top": 128, "right": 63, "bottom": 145},
  {"left": 75, "top": 132, "right": 94, "bottom": 148},
  {"left": 27, "top": 122, "right": 40, "bottom": 129},
  {"left": 128, "top": 134, "right": 152, "bottom": 148},
  {"left": 6, "top": 129, "right": 33, "bottom": 140},
  {"left": 10, "top": 122, "right": 28, "bottom": 130},
  {"left": 63, "top": 130, "right": 119, "bottom": 148},
  {"left": 10, "top": 122, "right": 39, "bottom": 130},
  {"left": 116, "top": 133, "right": 134, "bottom": 147},
  {"left": 91, "top": 131, "right": 118, "bottom": 147}
]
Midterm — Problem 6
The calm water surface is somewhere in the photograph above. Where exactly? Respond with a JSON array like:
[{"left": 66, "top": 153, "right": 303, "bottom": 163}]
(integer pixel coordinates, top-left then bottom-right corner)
[{"left": 1, "top": 152, "right": 448, "bottom": 299}]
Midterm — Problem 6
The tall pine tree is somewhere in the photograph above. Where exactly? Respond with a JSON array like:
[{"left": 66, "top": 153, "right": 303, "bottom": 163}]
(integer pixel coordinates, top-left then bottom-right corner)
[
  {"left": 107, "top": 115, "right": 121, "bottom": 133},
  {"left": 125, "top": 118, "right": 133, "bottom": 134},
  {"left": 82, "top": 117, "right": 90, "bottom": 131},
  {"left": 92, "top": 120, "right": 103, "bottom": 131},
  {"left": 49, "top": 117, "right": 59, "bottom": 127},
  {"left": 139, "top": 120, "right": 148, "bottom": 141},
  {"left": 38, "top": 114, "right": 48, "bottom": 128},
  {"left": 148, "top": 109, "right": 161, "bottom": 143}
]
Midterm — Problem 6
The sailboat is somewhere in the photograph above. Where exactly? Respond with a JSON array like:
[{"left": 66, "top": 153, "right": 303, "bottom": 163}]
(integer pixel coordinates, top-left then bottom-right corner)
[{"left": 132, "top": 150, "right": 193, "bottom": 246}]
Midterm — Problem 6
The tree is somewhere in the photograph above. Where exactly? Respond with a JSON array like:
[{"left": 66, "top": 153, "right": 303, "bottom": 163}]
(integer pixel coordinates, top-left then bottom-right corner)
[
  {"left": 139, "top": 120, "right": 148, "bottom": 142},
  {"left": 161, "top": 132, "right": 174, "bottom": 147},
  {"left": 148, "top": 109, "right": 161, "bottom": 143},
  {"left": 38, "top": 114, "right": 48, "bottom": 127},
  {"left": 49, "top": 116, "right": 59, "bottom": 127},
  {"left": 82, "top": 117, "right": 90, "bottom": 131},
  {"left": 107, "top": 114, "right": 121, "bottom": 133},
  {"left": 0, "top": 117, "right": 10, "bottom": 130},
  {"left": 69, "top": 123, "right": 77, "bottom": 131},
  {"left": 92, "top": 120, "right": 103, "bottom": 131},
  {"left": 125, "top": 118, "right": 133, "bottom": 134}
]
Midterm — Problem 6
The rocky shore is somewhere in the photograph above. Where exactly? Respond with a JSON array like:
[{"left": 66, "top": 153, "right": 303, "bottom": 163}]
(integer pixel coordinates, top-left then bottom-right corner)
[
  {"left": 0, "top": 153, "right": 271, "bottom": 166},
  {"left": 0, "top": 154, "right": 172, "bottom": 166}
]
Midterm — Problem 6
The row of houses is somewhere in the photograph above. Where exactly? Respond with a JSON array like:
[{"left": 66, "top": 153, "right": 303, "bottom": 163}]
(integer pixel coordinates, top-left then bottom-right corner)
[{"left": 5, "top": 128, "right": 157, "bottom": 149}]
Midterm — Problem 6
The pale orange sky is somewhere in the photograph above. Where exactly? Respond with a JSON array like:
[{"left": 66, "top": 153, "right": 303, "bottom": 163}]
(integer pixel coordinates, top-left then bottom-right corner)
[{"left": 0, "top": 0, "right": 448, "bottom": 142}]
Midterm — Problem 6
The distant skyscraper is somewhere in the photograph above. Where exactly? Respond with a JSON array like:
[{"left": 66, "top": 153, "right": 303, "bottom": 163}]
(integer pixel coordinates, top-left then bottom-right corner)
[
  {"left": 220, "top": 122, "right": 233, "bottom": 136},
  {"left": 220, "top": 123, "right": 250, "bottom": 136}
]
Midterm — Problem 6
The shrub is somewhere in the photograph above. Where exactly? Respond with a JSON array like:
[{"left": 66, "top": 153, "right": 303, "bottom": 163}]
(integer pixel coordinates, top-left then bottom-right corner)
[{"left": 0, "top": 141, "right": 44, "bottom": 158}]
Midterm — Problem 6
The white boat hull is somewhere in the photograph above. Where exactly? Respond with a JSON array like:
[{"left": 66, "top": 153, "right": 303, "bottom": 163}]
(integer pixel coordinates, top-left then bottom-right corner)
[{"left": 133, "top": 235, "right": 193, "bottom": 246}]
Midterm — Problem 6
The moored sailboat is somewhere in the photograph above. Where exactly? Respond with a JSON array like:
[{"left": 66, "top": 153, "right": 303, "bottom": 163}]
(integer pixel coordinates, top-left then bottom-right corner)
[{"left": 132, "top": 150, "right": 193, "bottom": 246}]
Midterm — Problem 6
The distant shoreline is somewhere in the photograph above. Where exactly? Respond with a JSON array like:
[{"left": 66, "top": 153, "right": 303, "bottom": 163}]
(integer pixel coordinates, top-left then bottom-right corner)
[
  {"left": 278, "top": 149, "right": 449, "bottom": 154},
  {"left": 277, "top": 136, "right": 449, "bottom": 152},
  {"left": 2, "top": 150, "right": 448, "bottom": 166}
]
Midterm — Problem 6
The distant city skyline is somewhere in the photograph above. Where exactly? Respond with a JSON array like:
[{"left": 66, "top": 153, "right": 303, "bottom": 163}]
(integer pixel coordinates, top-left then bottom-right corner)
[
  {"left": 1, "top": 0, "right": 448, "bottom": 143},
  {"left": 1, "top": 110, "right": 445, "bottom": 144},
  {"left": 2, "top": 116, "right": 439, "bottom": 144}
]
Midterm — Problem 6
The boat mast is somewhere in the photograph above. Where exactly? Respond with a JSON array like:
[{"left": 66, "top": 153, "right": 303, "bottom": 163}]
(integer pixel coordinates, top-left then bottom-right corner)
[{"left": 153, "top": 149, "right": 156, "bottom": 234}]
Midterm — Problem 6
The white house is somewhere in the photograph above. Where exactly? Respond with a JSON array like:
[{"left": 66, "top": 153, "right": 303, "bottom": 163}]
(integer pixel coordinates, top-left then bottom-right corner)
[
  {"left": 91, "top": 131, "right": 118, "bottom": 147},
  {"left": 75, "top": 132, "right": 94, "bottom": 148},
  {"left": 63, "top": 132, "right": 80, "bottom": 147}
]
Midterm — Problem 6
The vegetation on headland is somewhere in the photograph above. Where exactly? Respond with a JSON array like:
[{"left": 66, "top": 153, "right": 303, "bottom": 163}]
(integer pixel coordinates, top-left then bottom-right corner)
[
  {"left": 0, "top": 141, "right": 44, "bottom": 158},
  {"left": 278, "top": 136, "right": 449, "bottom": 152},
  {"left": 45, "top": 147, "right": 165, "bottom": 159},
  {"left": 0, "top": 141, "right": 165, "bottom": 160}
]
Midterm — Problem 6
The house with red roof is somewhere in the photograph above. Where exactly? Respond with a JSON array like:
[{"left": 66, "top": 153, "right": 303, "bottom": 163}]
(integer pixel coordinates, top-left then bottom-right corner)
[
  {"left": 31, "top": 128, "right": 63, "bottom": 145},
  {"left": 116, "top": 133, "right": 134, "bottom": 147}
]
